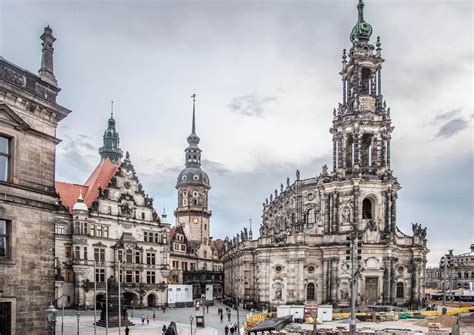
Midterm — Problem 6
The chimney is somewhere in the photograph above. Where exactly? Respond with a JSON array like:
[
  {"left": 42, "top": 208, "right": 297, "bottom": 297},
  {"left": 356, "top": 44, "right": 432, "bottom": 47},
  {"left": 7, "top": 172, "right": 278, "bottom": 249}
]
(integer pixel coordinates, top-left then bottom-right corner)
[{"left": 38, "top": 25, "right": 58, "bottom": 86}]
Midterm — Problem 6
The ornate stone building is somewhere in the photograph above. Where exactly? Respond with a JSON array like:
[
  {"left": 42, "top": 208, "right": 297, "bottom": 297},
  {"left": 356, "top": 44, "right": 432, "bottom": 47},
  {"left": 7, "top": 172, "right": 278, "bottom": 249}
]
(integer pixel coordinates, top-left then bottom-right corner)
[
  {"left": 54, "top": 114, "right": 171, "bottom": 309},
  {"left": 222, "top": 0, "right": 428, "bottom": 309},
  {"left": 0, "top": 27, "right": 71, "bottom": 334},
  {"left": 426, "top": 245, "right": 474, "bottom": 291},
  {"left": 169, "top": 96, "right": 224, "bottom": 299}
]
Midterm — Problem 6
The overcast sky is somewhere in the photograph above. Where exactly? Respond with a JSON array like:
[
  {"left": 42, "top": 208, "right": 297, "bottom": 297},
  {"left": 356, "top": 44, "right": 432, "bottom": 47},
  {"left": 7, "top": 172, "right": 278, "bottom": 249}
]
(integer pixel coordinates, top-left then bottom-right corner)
[{"left": 1, "top": 0, "right": 472, "bottom": 266}]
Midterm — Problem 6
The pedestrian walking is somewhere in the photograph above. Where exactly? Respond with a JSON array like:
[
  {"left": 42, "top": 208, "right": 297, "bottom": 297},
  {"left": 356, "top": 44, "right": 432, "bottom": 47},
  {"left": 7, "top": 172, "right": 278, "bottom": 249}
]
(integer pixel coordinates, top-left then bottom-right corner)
[
  {"left": 225, "top": 324, "right": 229, "bottom": 335},
  {"left": 230, "top": 325, "right": 235, "bottom": 335},
  {"left": 146, "top": 314, "right": 150, "bottom": 325},
  {"left": 220, "top": 313, "right": 223, "bottom": 322},
  {"left": 153, "top": 310, "right": 156, "bottom": 321},
  {"left": 206, "top": 304, "right": 209, "bottom": 313},
  {"left": 227, "top": 311, "right": 231, "bottom": 322},
  {"left": 162, "top": 324, "right": 167, "bottom": 335},
  {"left": 125, "top": 325, "right": 130, "bottom": 335}
]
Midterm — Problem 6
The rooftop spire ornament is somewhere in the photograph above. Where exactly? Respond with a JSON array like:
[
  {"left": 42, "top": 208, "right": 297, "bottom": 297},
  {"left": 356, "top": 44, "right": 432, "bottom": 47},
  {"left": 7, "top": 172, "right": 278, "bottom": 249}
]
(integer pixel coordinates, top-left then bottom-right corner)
[{"left": 350, "top": 0, "right": 373, "bottom": 43}]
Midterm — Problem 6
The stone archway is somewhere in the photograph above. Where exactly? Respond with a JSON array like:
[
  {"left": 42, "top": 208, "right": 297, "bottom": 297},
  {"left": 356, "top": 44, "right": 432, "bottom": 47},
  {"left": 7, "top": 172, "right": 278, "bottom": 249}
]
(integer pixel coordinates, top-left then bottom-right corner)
[
  {"left": 123, "top": 291, "right": 139, "bottom": 307},
  {"left": 147, "top": 293, "right": 157, "bottom": 307}
]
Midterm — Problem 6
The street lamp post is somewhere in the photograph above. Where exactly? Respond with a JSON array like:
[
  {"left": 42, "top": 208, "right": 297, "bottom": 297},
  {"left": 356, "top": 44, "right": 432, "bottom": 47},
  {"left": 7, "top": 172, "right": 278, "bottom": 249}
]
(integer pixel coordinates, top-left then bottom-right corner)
[
  {"left": 75, "top": 312, "right": 80, "bottom": 335},
  {"left": 46, "top": 302, "right": 57, "bottom": 335},
  {"left": 189, "top": 315, "right": 194, "bottom": 335}
]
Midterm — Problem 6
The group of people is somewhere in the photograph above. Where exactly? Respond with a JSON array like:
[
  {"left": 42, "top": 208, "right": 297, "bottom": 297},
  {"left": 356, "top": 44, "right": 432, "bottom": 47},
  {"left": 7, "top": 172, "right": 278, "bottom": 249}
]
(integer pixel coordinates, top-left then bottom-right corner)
[
  {"left": 218, "top": 307, "right": 232, "bottom": 322},
  {"left": 224, "top": 323, "right": 239, "bottom": 335}
]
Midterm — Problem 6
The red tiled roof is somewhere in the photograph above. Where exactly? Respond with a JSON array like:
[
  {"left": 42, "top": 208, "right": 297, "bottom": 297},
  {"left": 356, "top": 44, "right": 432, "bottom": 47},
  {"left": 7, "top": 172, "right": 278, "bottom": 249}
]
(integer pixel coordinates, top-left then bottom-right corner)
[{"left": 56, "top": 158, "right": 119, "bottom": 213}]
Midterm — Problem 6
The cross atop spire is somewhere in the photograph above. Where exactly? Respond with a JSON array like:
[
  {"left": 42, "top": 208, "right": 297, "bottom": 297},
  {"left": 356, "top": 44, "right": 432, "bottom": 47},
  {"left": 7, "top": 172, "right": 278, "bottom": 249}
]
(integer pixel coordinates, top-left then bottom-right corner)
[
  {"left": 111, "top": 100, "right": 114, "bottom": 118},
  {"left": 191, "top": 93, "right": 196, "bottom": 134}
]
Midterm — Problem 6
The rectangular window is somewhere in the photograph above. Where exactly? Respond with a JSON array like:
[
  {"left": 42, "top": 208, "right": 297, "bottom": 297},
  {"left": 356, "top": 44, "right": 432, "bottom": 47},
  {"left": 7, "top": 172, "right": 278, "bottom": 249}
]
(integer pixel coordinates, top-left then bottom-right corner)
[
  {"left": 144, "top": 232, "right": 148, "bottom": 242},
  {"left": 0, "top": 219, "right": 9, "bottom": 257},
  {"left": 135, "top": 251, "right": 140, "bottom": 264},
  {"left": 141, "top": 212, "right": 145, "bottom": 220},
  {"left": 163, "top": 254, "right": 168, "bottom": 265},
  {"left": 94, "top": 248, "right": 105, "bottom": 262},
  {"left": 0, "top": 136, "right": 10, "bottom": 182},
  {"left": 181, "top": 245, "right": 186, "bottom": 251},
  {"left": 104, "top": 226, "right": 109, "bottom": 238},
  {"left": 55, "top": 225, "right": 65, "bottom": 235},
  {"left": 97, "top": 226, "right": 103, "bottom": 237},
  {"left": 83, "top": 247, "right": 88, "bottom": 260},
  {"left": 118, "top": 250, "right": 123, "bottom": 262},
  {"left": 135, "top": 270, "right": 140, "bottom": 283},
  {"left": 162, "top": 235, "right": 167, "bottom": 244},
  {"left": 65, "top": 246, "right": 72, "bottom": 258},
  {"left": 146, "top": 271, "right": 155, "bottom": 284},
  {"left": 83, "top": 222, "right": 88, "bottom": 235},
  {"left": 74, "top": 222, "right": 80, "bottom": 234},
  {"left": 174, "top": 243, "right": 179, "bottom": 251},
  {"left": 90, "top": 224, "right": 95, "bottom": 236},
  {"left": 74, "top": 246, "right": 81, "bottom": 259},
  {"left": 146, "top": 253, "right": 156, "bottom": 265},
  {"left": 95, "top": 268, "right": 105, "bottom": 282},
  {"left": 126, "top": 270, "right": 133, "bottom": 283},
  {"left": 154, "top": 233, "right": 159, "bottom": 243}
]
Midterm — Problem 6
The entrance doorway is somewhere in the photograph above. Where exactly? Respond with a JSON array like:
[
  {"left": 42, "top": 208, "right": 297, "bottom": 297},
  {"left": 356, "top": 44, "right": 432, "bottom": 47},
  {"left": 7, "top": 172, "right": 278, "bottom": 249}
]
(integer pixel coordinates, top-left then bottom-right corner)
[
  {"left": 365, "top": 277, "right": 378, "bottom": 304},
  {"left": 147, "top": 293, "right": 157, "bottom": 307}
]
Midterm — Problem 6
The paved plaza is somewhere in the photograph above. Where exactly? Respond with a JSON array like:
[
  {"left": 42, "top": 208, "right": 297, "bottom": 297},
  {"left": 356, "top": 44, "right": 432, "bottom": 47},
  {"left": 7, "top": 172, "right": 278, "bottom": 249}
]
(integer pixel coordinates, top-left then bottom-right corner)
[{"left": 56, "top": 302, "right": 246, "bottom": 335}]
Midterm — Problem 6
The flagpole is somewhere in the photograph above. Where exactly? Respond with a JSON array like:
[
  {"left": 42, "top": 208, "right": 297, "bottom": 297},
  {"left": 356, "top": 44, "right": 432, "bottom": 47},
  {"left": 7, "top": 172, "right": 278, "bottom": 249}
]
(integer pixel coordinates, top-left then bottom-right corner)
[
  {"left": 105, "top": 264, "right": 109, "bottom": 335},
  {"left": 118, "top": 254, "right": 122, "bottom": 334},
  {"left": 94, "top": 260, "right": 97, "bottom": 335}
]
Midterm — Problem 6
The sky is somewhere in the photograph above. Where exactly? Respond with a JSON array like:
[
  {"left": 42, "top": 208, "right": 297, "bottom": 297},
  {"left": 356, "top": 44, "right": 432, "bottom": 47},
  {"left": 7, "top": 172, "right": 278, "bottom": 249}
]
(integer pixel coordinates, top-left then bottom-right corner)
[{"left": 1, "top": 0, "right": 472, "bottom": 266}]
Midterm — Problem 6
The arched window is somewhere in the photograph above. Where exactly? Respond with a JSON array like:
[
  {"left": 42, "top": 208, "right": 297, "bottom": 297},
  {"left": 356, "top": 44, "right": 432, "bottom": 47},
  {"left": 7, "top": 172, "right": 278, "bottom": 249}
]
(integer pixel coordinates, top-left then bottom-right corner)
[
  {"left": 362, "top": 198, "right": 373, "bottom": 220},
  {"left": 396, "top": 282, "right": 404, "bottom": 299},
  {"left": 306, "top": 283, "right": 315, "bottom": 300},
  {"left": 307, "top": 209, "right": 316, "bottom": 225}
]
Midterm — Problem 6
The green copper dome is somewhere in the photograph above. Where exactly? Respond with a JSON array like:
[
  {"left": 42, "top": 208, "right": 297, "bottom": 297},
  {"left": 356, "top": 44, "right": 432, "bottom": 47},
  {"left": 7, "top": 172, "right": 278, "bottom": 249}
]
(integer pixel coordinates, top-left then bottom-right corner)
[{"left": 350, "top": 0, "right": 373, "bottom": 43}]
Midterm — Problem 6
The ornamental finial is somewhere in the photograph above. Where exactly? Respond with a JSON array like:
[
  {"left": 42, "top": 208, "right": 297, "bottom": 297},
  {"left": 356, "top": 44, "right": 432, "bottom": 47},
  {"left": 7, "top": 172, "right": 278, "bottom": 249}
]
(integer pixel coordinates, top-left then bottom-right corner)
[
  {"left": 350, "top": 0, "right": 373, "bottom": 43},
  {"left": 191, "top": 93, "right": 196, "bottom": 134}
]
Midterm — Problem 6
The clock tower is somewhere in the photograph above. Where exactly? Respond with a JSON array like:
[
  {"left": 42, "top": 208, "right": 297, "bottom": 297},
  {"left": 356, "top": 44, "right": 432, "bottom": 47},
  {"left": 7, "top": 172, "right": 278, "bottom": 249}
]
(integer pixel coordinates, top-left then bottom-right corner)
[{"left": 175, "top": 94, "right": 212, "bottom": 244}]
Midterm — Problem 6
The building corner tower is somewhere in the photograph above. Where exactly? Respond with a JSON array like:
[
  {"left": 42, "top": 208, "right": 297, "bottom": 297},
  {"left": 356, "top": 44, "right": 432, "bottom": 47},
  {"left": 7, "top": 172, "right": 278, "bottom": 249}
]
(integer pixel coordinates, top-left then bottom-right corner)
[{"left": 175, "top": 94, "right": 212, "bottom": 244}]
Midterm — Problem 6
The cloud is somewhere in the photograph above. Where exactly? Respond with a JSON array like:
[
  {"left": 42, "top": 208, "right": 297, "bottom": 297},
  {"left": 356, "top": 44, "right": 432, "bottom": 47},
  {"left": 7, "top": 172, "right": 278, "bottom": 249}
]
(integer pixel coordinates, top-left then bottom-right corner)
[
  {"left": 432, "top": 108, "right": 462, "bottom": 123},
  {"left": 227, "top": 94, "right": 277, "bottom": 117},
  {"left": 434, "top": 118, "right": 469, "bottom": 139}
]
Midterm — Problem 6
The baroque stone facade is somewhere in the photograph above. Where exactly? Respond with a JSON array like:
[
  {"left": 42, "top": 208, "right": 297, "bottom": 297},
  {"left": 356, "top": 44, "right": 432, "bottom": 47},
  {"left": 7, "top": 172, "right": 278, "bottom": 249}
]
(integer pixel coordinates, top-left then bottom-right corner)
[
  {"left": 54, "top": 115, "right": 170, "bottom": 309},
  {"left": 222, "top": 1, "right": 428, "bottom": 309},
  {"left": 0, "top": 27, "right": 70, "bottom": 335},
  {"left": 169, "top": 96, "right": 224, "bottom": 299}
]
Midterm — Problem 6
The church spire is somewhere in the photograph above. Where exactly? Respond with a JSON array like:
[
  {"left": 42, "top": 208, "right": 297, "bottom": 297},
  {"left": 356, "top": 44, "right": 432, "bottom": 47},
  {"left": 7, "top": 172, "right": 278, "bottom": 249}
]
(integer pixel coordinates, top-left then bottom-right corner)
[
  {"left": 38, "top": 25, "right": 58, "bottom": 86},
  {"left": 185, "top": 93, "right": 202, "bottom": 168},
  {"left": 99, "top": 101, "right": 123, "bottom": 164}
]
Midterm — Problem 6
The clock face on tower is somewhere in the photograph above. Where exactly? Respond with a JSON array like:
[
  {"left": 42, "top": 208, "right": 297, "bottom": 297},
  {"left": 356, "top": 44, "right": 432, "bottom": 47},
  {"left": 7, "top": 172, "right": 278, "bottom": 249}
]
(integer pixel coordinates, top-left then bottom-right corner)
[{"left": 192, "top": 218, "right": 199, "bottom": 224}]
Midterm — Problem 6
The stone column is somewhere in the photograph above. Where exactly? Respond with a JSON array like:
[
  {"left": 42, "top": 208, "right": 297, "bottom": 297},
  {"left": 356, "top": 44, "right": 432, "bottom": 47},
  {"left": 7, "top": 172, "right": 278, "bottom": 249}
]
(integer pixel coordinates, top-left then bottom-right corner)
[
  {"left": 386, "top": 191, "right": 392, "bottom": 235},
  {"left": 342, "top": 135, "right": 347, "bottom": 169},
  {"left": 390, "top": 258, "right": 397, "bottom": 304},
  {"left": 333, "top": 139, "right": 337, "bottom": 171},
  {"left": 338, "top": 137, "right": 343, "bottom": 169},
  {"left": 330, "top": 258, "right": 338, "bottom": 303},
  {"left": 391, "top": 192, "right": 397, "bottom": 233},
  {"left": 333, "top": 193, "right": 339, "bottom": 232},
  {"left": 386, "top": 136, "right": 391, "bottom": 168},
  {"left": 353, "top": 133, "right": 360, "bottom": 167},
  {"left": 328, "top": 193, "right": 333, "bottom": 234},
  {"left": 411, "top": 258, "right": 421, "bottom": 306},
  {"left": 383, "top": 257, "right": 391, "bottom": 303}
]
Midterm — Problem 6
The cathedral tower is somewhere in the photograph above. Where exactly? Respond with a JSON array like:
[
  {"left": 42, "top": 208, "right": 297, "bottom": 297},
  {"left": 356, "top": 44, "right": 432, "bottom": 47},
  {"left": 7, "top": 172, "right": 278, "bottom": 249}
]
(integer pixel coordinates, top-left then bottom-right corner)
[
  {"left": 99, "top": 103, "right": 123, "bottom": 164},
  {"left": 175, "top": 94, "right": 211, "bottom": 243}
]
